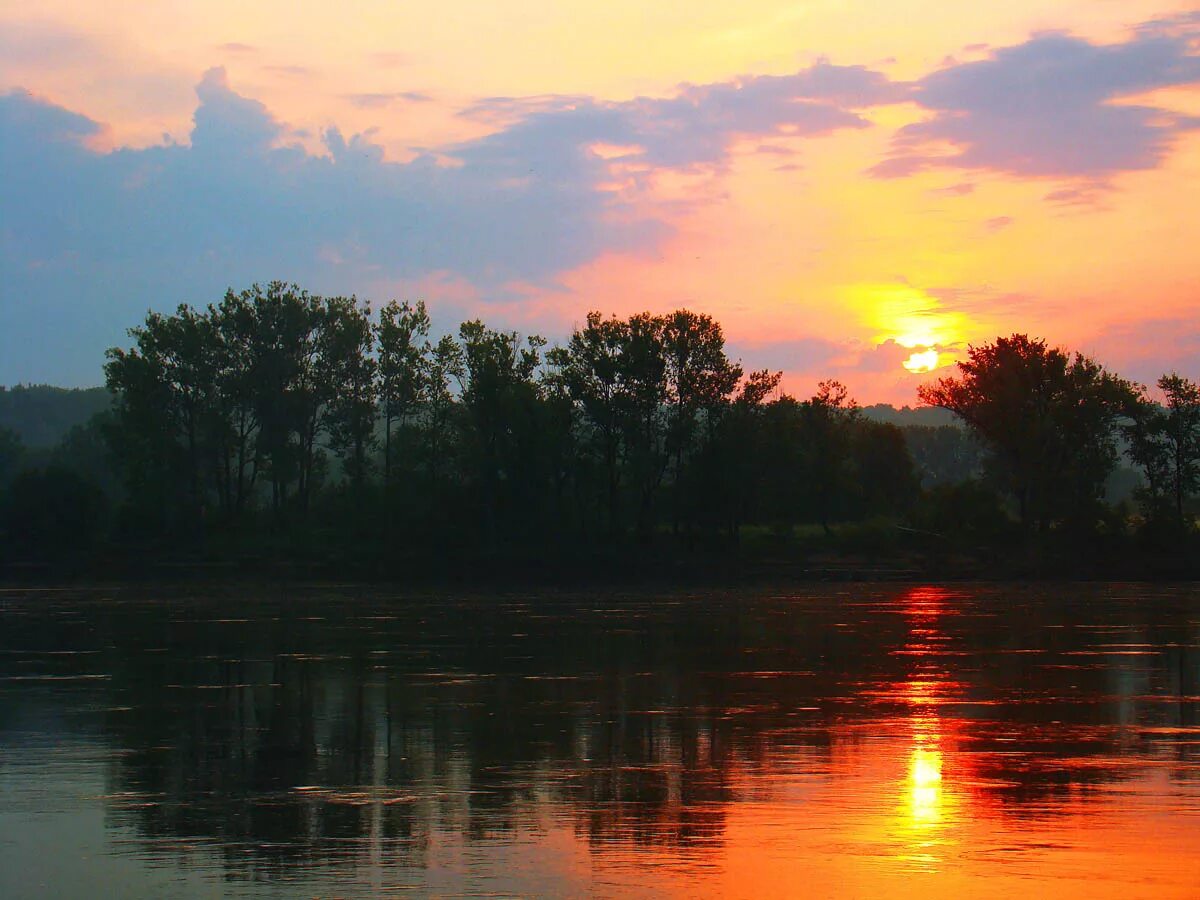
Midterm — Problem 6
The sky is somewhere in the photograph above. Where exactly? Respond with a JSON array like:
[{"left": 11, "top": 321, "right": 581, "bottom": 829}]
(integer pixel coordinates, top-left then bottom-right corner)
[{"left": 2, "top": 1, "right": 1198, "bottom": 402}]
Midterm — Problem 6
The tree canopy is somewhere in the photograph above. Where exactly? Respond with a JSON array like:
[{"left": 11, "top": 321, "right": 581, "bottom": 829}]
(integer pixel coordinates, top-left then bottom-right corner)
[
  {"left": 918, "top": 335, "right": 1140, "bottom": 532},
  {"left": 2, "top": 292, "right": 1195, "bottom": 576}
]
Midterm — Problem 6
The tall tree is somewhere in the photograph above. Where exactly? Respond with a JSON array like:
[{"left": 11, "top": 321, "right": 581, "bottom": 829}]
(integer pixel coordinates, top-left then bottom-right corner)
[
  {"left": 458, "top": 321, "right": 545, "bottom": 545},
  {"left": 210, "top": 290, "right": 263, "bottom": 516},
  {"left": 1127, "top": 374, "right": 1200, "bottom": 526},
  {"left": 322, "top": 296, "right": 377, "bottom": 489},
  {"left": 548, "top": 312, "right": 629, "bottom": 535},
  {"left": 619, "top": 313, "right": 668, "bottom": 536},
  {"left": 801, "top": 380, "right": 859, "bottom": 535},
  {"left": 105, "top": 304, "right": 217, "bottom": 532},
  {"left": 422, "top": 335, "right": 464, "bottom": 493},
  {"left": 660, "top": 310, "right": 743, "bottom": 533},
  {"left": 702, "top": 368, "right": 781, "bottom": 539},
  {"left": 234, "top": 282, "right": 331, "bottom": 514},
  {"left": 376, "top": 301, "right": 431, "bottom": 489},
  {"left": 851, "top": 419, "right": 919, "bottom": 517},
  {"left": 918, "top": 335, "right": 1139, "bottom": 532}
]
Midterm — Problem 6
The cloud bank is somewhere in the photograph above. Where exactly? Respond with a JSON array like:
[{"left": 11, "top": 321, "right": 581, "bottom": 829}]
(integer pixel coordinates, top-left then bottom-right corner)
[
  {"left": 0, "top": 62, "right": 888, "bottom": 382},
  {"left": 2, "top": 19, "right": 1199, "bottom": 386},
  {"left": 874, "top": 25, "right": 1200, "bottom": 179}
]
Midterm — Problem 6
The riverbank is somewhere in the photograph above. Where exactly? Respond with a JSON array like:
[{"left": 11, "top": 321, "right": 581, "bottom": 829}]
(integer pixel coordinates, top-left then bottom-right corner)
[{"left": 3, "top": 524, "right": 1196, "bottom": 586}]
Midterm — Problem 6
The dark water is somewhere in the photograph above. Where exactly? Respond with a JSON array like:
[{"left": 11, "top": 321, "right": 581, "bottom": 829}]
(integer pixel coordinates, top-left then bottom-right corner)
[{"left": 0, "top": 584, "right": 1197, "bottom": 898}]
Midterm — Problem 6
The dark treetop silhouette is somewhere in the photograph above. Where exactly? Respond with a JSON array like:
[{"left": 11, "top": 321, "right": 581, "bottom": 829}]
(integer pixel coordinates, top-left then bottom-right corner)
[{"left": 1, "top": 282, "right": 1196, "bottom": 577}]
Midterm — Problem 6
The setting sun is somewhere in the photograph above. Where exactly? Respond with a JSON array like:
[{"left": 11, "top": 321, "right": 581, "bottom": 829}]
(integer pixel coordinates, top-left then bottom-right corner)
[{"left": 903, "top": 348, "right": 941, "bottom": 373}]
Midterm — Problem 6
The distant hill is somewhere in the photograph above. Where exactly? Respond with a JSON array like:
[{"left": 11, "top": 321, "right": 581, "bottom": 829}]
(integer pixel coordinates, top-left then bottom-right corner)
[
  {"left": 859, "top": 404, "right": 959, "bottom": 427},
  {"left": 0, "top": 389, "right": 958, "bottom": 447},
  {"left": 0, "top": 385, "right": 112, "bottom": 448}
]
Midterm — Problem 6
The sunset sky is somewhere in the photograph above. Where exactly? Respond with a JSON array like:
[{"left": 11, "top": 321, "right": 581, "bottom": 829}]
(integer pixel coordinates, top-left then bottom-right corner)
[{"left": 2, "top": 1, "right": 1198, "bottom": 401}]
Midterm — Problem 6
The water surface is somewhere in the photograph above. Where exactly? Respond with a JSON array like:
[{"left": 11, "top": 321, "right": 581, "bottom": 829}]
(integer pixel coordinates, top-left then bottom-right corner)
[{"left": 1, "top": 583, "right": 1197, "bottom": 897}]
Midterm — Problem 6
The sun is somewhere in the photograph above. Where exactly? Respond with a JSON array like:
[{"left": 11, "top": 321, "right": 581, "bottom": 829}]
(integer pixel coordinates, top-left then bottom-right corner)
[
  {"left": 903, "top": 348, "right": 940, "bottom": 374},
  {"left": 841, "top": 282, "right": 967, "bottom": 374}
]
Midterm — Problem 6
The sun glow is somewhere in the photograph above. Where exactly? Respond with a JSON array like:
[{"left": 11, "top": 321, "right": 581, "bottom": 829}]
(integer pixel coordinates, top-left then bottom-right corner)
[
  {"left": 908, "top": 745, "right": 944, "bottom": 824},
  {"left": 902, "top": 348, "right": 940, "bottom": 373},
  {"left": 841, "top": 283, "right": 968, "bottom": 375}
]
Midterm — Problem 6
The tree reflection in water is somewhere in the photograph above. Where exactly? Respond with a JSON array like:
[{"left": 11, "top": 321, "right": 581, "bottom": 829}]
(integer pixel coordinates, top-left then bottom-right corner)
[{"left": 0, "top": 584, "right": 1197, "bottom": 895}]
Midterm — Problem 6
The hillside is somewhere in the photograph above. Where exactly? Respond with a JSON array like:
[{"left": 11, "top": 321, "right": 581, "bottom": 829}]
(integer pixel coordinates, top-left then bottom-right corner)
[
  {"left": 859, "top": 404, "right": 959, "bottom": 427},
  {"left": 0, "top": 385, "right": 112, "bottom": 448}
]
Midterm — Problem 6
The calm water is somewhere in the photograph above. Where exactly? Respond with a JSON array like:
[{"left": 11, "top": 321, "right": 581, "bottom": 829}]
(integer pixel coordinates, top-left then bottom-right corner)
[{"left": 0, "top": 583, "right": 1197, "bottom": 898}]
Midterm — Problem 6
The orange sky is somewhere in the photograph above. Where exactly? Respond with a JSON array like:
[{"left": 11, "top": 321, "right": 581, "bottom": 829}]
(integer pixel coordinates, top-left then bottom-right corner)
[{"left": 1, "top": 0, "right": 1198, "bottom": 399}]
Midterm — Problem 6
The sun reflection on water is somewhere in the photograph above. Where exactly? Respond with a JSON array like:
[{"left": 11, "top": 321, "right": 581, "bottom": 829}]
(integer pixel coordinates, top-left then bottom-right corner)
[
  {"left": 895, "top": 587, "right": 960, "bottom": 866},
  {"left": 909, "top": 745, "right": 944, "bottom": 825}
]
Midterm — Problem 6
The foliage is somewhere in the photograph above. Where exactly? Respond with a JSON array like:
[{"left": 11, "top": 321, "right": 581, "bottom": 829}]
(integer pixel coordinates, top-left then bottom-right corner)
[
  {"left": 1125, "top": 374, "right": 1200, "bottom": 529},
  {"left": 5, "top": 286, "right": 1186, "bottom": 575},
  {"left": 902, "top": 424, "right": 984, "bottom": 488},
  {"left": 0, "top": 426, "right": 24, "bottom": 489},
  {"left": 913, "top": 480, "right": 1013, "bottom": 546},
  {"left": 1, "top": 465, "right": 109, "bottom": 560},
  {"left": 376, "top": 300, "right": 431, "bottom": 487},
  {"left": 918, "top": 334, "right": 1139, "bottom": 533}
]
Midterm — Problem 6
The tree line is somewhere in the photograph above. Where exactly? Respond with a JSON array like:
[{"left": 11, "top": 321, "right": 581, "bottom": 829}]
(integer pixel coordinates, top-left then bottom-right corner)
[{"left": 1, "top": 282, "right": 1196, "bottom": 575}]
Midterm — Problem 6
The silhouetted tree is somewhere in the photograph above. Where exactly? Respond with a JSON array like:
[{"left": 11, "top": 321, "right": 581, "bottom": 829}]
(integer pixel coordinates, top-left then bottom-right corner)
[
  {"left": 701, "top": 368, "right": 781, "bottom": 539},
  {"left": 233, "top": 282, "right": 314, "bottom": 516},
  {"left": 0, "top": 426, "right": 24, "bottom": 489},
  {"left": 852, "top": 419, "right": 919, "bottom": 517},
  {"left": 661, "top": 310, "right": 743, "bottom": 534},
  {"left": 902, "top": 424, "right": 983, "bottom": 487},
  {"left": 376, "top": 300, "right": 431, "bottom": 489},
  {"left": 1127, "top": 374, "right": 1200, "bottom": 527},
  {"left": 458, "top": 321, "right": 546, "bottom": 546},
  {"left": 210, "top": 290, "right": 263, "bottom": 516},
  {"left": 619, "top": 313, "right": 669, "bottom": 536},
  {"left": 51, "top": 412, "right": 121, "bottom": 500},
  {"left": 919, "top": 335, "right": 1138, "bottom": 533},
  {"left": 2, "top": 466, "right": 108, "bottom": 560},
  {"left": 548, "top": 312, "right": 629, "bottom": 535},
  {"left": 801, "top": 381, "right": 859, "bottom": 535},
  {"left": 322, "top": 296, "right": 376, "bottom": 488},
  {"left": 77, "top": 285, "right": 1182, "bottom": 574},
  {"left": 105, "top": 308, "right": 201, "bottom": 534},
  {"left": 421, "top": 335, "right": 464, "bottom": 494}
]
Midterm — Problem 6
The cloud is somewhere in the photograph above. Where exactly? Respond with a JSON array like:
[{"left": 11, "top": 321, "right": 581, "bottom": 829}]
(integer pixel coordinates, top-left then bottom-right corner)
[
  {"left": 872, "top": 26, "right": 1200, "bottom": 179},
  {"left": 216, "top": 42, "right": 257, "bottom": 54},
  {"left": 754, "top": 143, "right": 797, "bottom": 156},
  {"left": 0, "top": 62, "right": 885, "bottom": 383},
  {"left": 185, "top": 67, "right": 289, "bottom": 160},
  {"left": 848, "top": 339, "right": 926, "bottom": 374},
  {"left": 927, "top": 181, "right": 975, "bottom": 197},
  {"left": 458, "top": 62, "right": 897, "bottom": 173},
  {"left": 0, "top": 87, "right": 103, "bottom": 146},
  {"left": 344, "top": 91, "right": 433, "bottom": 109},
  {"left": 1042, "top": 184, "right": 1111, "bottom": 209},
  {"left": 984, "top": 215, "right": 1013, "bottom": 232},
  {"left": 925, "top": 286, "right": 1046, "bottom": 317}
]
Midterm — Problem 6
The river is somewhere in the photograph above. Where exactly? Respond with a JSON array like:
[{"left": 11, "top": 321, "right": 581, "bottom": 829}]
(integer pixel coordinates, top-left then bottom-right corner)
[{"left": 0, "top": 583, "right": 1197, "bottom": 897}]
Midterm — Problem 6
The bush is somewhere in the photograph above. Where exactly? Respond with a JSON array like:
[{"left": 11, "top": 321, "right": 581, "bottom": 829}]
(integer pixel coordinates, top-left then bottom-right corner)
[
  {"left": 1, "top": 466, "right": 109, "bottom": 561},
  {"left": 913, "top": 480, "right": 1013, "bottom": 546}
]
